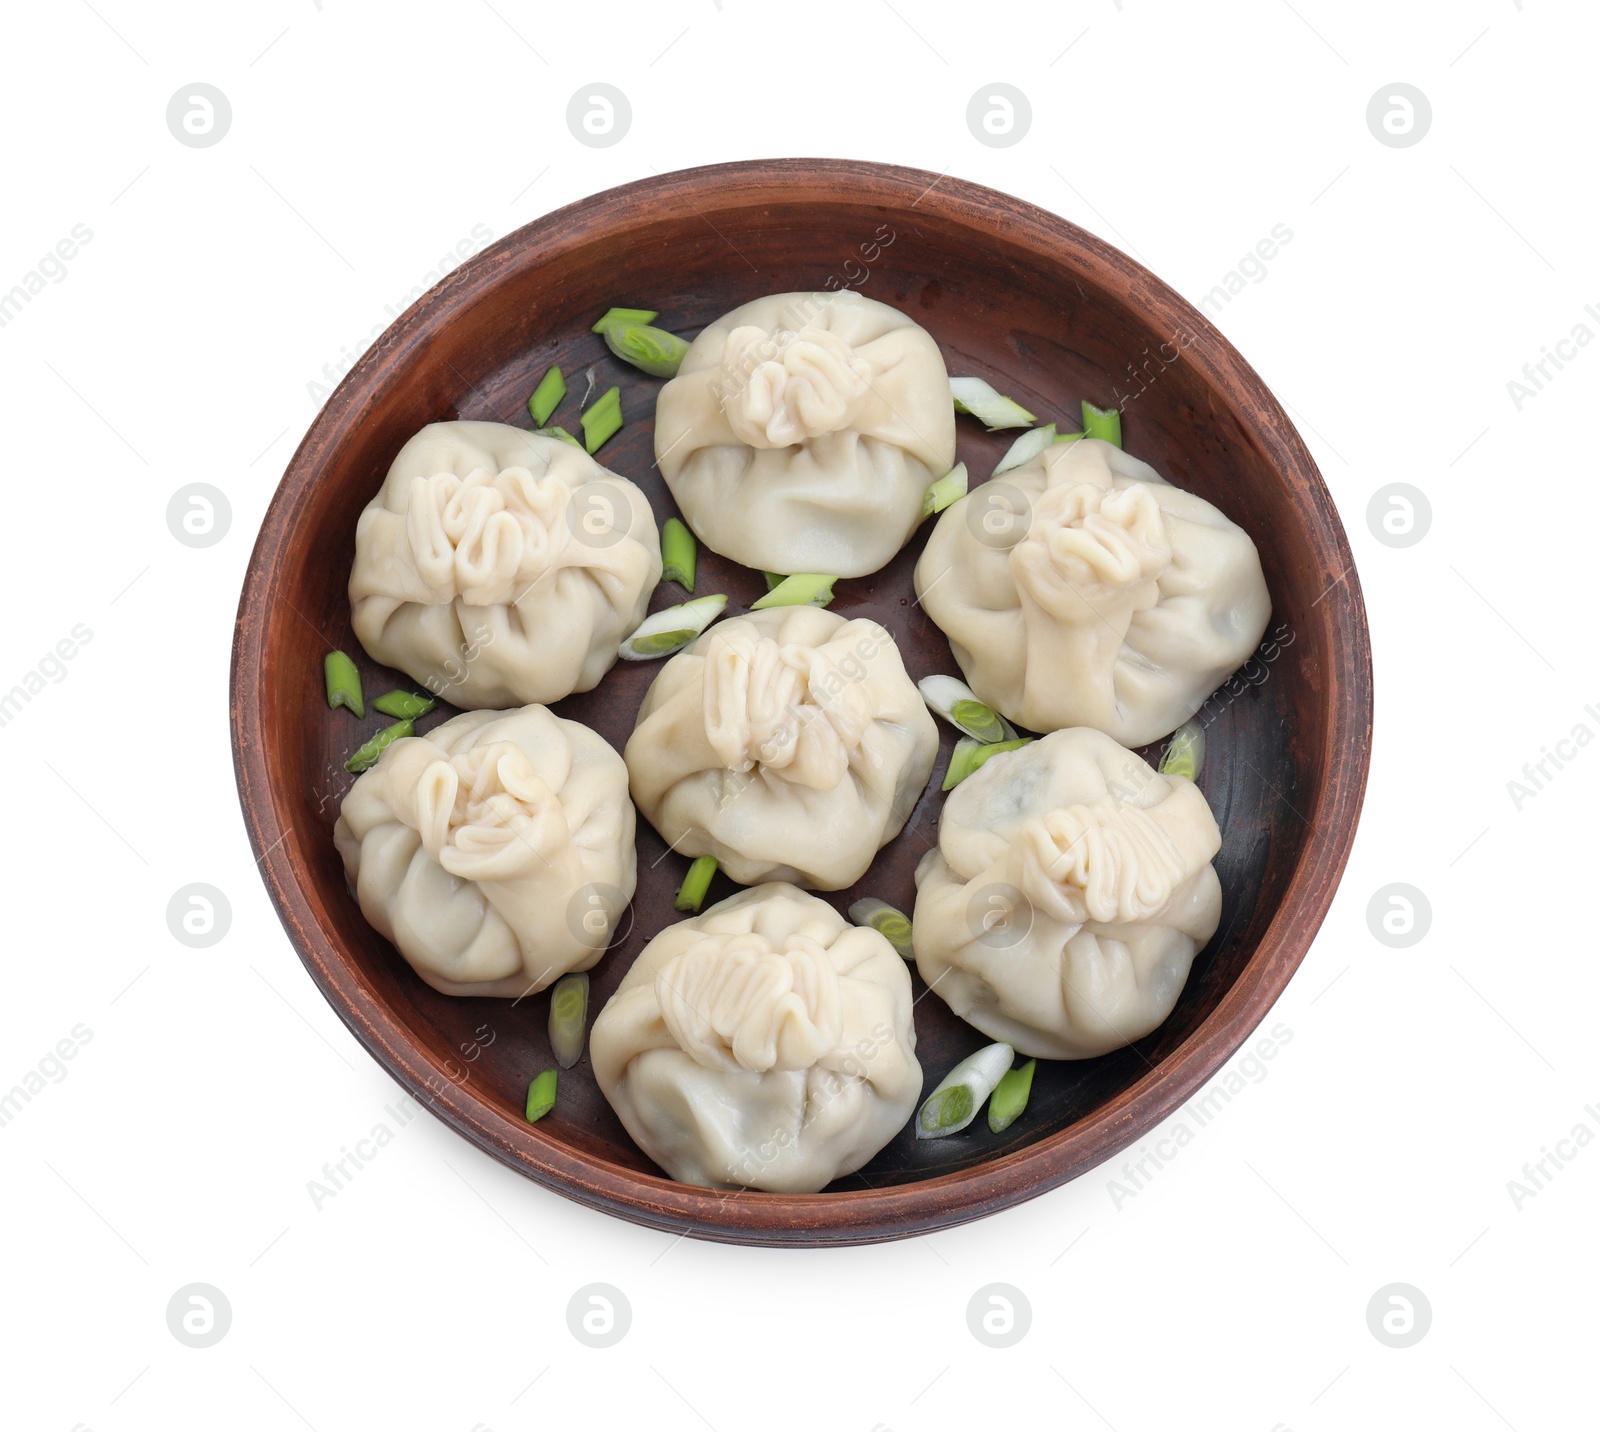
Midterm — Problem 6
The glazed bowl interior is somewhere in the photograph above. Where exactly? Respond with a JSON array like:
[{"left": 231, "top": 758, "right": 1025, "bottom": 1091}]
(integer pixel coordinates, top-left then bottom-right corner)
[{"left": 232, "top": 159, "right": 1370, "bottom": 1246}]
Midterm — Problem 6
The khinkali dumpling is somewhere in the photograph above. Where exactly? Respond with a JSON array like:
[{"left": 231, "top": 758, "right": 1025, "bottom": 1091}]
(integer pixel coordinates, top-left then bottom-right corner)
[
  {"left": 350, "top": 421, "right": 661, "bottom": 709},
  {"left": 334, "top": 705, "right": 635, "bottom": 998},
  {"left": 590, "top": 884, "right": 921, "bottom": 1192},
  {"left": 624, "top": 606, "right": 938, "bottom": 890},
  {"left": 912, "top": 728, "right": 1222, "bottom": 1059},
  {"left": 654, "top": 291, "right": 957, "bottom": 577},
  {"left": 914, "top": 437, "right": 1270, "bottom": 746}
]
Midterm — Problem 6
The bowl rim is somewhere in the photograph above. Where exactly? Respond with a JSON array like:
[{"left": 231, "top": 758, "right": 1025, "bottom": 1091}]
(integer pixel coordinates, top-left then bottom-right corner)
[{"left": 231, "top": 157, "right": 1372, "bottom": 1247}]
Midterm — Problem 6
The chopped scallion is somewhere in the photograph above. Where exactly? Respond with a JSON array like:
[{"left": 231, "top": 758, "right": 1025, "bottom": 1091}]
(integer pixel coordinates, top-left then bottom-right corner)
[
  {"left": 1159, "top": 721, "right": 1206, "bottom": 781},
  {"left": 1081, "top": 400, "right": 1122, "bottom": 447},
  {"left": 1053, "top": 430, "right": 1085, "bottom": 444},
  {"left": 630, "top": 628, "right": 697, "bottom": 655},
  {"left": 918, "top": 675, "right": 1017, "bottom": 745},
  {"left": 580, "top": 386, "right": 623, "bottom": 454},
  {"left": 591, "top": 306, "right": 659, "bottom": 335},
  {"left": 994, "top": 423, "right": 1057, "bottom": 476},
  {"left": 661, "top": 517, "right": 697, "bottom": 592},
  {"left": 618, "top": 594, "right": 727, "bottom": 661},
  {"left": 916, "top": 1042, "right": 1014, "bottom": 1139},
  {"left": 987, "top": 1058, "right": 1036, "bottom": 1133},
  {"left": 942, "top": 738, "right": 981, "bottom": 791},
  {"left": 922, "top": 462, "right": 969, "bottom": 517},
  {"left": 323, "top": 650, "right": 364, "bottom": 718},
  {"left": 371, "top": 690, "right": 436, "bottom": 720},
  {"left": 949, "top": 376, "right": 1036, "bottom": 430},
  {"left": 751, "top": 573, "right": 836, "bottom": 610},
  {"left": 524, "top": 1068, "right": 558, "bottom": 1123},
  {"left": 763, "top": 572, "right": 785, "bottom": 591},
  {"left": 345, "top": 718, "right": 413, "bottom": 774},
  {"left": 848, "top": 898, "right": 914, "bottom": 960},
  {"left": 942, "top": 735, "right": 1033, "bottom": 791},
  {"left": 605, "top": 322, "right": 691, "bottom": 378},
  {"left": 675, "top": 855, "right": 719, "bottom": 914},
  {"left": 548, "top": 973, "right": 589, "bottom": 1069},
  {"left": 528, "top": 365, "right": 566, "bottom": 426},
  {"left": 535, "top": 425, "right": 582, "bottom": 447}
]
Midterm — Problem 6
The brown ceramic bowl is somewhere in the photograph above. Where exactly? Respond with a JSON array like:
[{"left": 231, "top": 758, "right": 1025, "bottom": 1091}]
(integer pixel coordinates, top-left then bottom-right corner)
[{"left": 231, "top": 159, "right": 1371, "bottom": 1247}]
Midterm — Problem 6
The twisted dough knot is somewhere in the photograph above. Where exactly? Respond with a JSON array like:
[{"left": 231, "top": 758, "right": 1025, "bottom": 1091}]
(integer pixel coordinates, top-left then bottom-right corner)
[
  {"left": 404, "top": 739, "right": 567, "bottom": 879},
  {"left": 1003, "top": 781, "right": 1219, "bottom": 927},
  {"left": 719, "top": 325, "right": 874, "bottom": 447},
  {"left": 701, "top": 629, "right": 874, "bottom": 788},
  {"left": 404, "top": 465, "right": 570, "bottom": 604},
  {"left": 655, "top": 934, "right": 844, "bottom": 1072},
  {"left": 1010, "top": 481, "right": 1173, "bottom": 623}
]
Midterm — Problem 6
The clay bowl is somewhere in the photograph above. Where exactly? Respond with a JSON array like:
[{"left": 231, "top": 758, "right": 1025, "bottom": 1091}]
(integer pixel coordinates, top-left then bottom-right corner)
[{"left": 231, "top": 158, "right": 1371, "bottom": 1247}]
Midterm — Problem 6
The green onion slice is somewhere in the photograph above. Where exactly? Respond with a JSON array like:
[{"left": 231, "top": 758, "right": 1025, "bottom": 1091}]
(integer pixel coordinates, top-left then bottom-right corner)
[
  {"left": 993, "top": 423, "right": 1057, "bottom": 476},
  {"left": 580, "top": 386, "right": 623, "bottom": 454},
  {"left": 371, "top": 690, "right": 436, "bottom": 720},
  {"left": 528, "top": 365, "right": 566, "bottom": 426},
  {"left": 1054, "top": 430, "right": 1085, "bottom": 445},
  {"left": 942, "top": 735, "right": 1033, "bottom": 791},
  {"left": 605, "top": 322, "right": 691, "bottom": 378},
  {"left": 324, "top": 650, "right": 364, "bottom": 718},
  {"left": 548, "top": 972, "right": 589, "bottom": 1070},
  {"left": 987, "top": 1058, "right": 1036, "bottom": 1133},
  {"left": 918, "top": 674, "right": 1017, "bottom": 744},
  {"left": 950, "top": 376, "right": 1036, "bottom": 430},
  {"left": 535, "top": 425, "right": 582, "bottom": 447},
  {"left": 916, "top": 1042, "right": 1014, "bottom": 1139},
  {"left": 1081, "top": 400, "right": 1123, "bottom": 447},
  {"left": 848, "top": 898, "right": 914, "bottom": 960},
  {"left": 751, "top": 573, "right": 836, "bottom": 610},
  {"left": 618, "top": 594, "right": 727, "bottom": 661},
  {"left": 762, "top": 572, "right": 785, "bottom": 591},
  {"left": 675, "top": 855, "right": 719, "bottom": 914},
  {"left": 922, "top": 462, "right": 969, "bottom": 517},
  {"left": 660, "top": 517, "right": 697, "bottom": 592},
  {"left": 345, "top": 718, "right": 413, "bottom": 774},
  {"left": 942, "top": 738, "right": 983, "bottom": 791},
  {"left": 524, "top": 1068, "right": 558, "bottom": 1123},
  {"left": 591, "top": 306, "right": 659, "bottom": 335},
  {"left": 1159, "top": 720, "right": 1206, "bottom": 781}
]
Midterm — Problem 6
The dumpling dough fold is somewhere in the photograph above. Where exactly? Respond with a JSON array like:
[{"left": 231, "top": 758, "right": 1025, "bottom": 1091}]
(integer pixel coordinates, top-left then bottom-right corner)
[
  {"left": 591, "top": 884, "right": 921, "bottom": 1192},
  {"left": 655, "top": 291, "right": 956, "bottom": 577},
  {"left": 625, "top": 607, "right": 938, "bottom": 890},
  {"left": 350, "top": 421, "right": 661, "bottom": 709},
  {"left": 912, "top": 728, "right": 1222, "bottom": 1060},
  {"left": 914, "top": 437, "right": 1270, "bottom": 745},
  {"left": 334, "top": 705, "right": 635, "bottom": 998}
]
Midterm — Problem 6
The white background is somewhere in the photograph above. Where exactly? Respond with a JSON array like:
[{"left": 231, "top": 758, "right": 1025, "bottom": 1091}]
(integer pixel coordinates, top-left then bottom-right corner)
[{"left": 1, "top": 0, "right": 1591, "bottom": 1427}]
